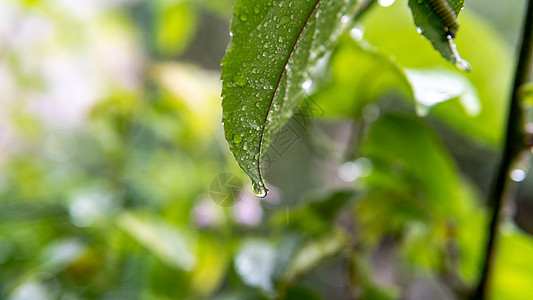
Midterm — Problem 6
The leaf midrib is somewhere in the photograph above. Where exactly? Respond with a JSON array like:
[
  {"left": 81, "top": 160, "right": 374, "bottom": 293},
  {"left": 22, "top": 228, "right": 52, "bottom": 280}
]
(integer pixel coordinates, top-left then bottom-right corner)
[{"left": 256, "top": 0, "right": 321, "bottom": 187}]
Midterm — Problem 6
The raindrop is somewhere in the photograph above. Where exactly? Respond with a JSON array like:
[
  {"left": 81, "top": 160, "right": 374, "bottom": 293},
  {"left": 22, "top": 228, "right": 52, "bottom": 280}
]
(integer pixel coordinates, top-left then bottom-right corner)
[
  {"left": 229, "top": 31, "right": 234, "bottom": 37},
  {"left": 378, "top": 0, "right": 395, "bottom": 7},
  {"left": 240, "top": 14, "right": 248, "bottom": 22},
  {"left": 416, "top": 27, "right": 422, "bottom": 34},
  {"left": 511, "top": 169, "right": 527, "bottom": 182},
  {"left": 243, "top": 143, "right": 248, "bottom": 150},
  {"left": 235, "top": 75, "right": 247, "bottom": 86},
  {"left": 233, "top": 133, "right": 243, "bottom": 144},
  {"left": 252, "top": 182, "right": 268, "bottom": 198},
  {"left": 254, "top": 6, "right": 261, "bottom": 14}
]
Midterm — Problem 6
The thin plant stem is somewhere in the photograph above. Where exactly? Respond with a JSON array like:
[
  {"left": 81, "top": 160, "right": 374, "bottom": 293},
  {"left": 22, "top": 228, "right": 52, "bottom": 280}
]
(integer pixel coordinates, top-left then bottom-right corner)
[{"left": 473, "top": 1, "right": 533, "bottom": 298}]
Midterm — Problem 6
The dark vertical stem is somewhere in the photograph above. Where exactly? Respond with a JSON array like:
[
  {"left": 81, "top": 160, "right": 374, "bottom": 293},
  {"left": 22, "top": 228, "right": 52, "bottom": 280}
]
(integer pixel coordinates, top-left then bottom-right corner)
[{"left": 473, "top": 1, "right": 533, "bottom": 299}]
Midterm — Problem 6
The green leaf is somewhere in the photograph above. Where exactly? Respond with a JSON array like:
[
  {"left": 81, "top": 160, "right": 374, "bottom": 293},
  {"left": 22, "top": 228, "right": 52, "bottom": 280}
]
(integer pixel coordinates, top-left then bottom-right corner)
[
  {"left": 221, "top": 0, "right": 357, "bottom": 195},
  {"left": 491, "top": 226, "right": 533, "bottom": 299},
  {"left": 408, "top": 0, "right": 470, "bottom": 70}
]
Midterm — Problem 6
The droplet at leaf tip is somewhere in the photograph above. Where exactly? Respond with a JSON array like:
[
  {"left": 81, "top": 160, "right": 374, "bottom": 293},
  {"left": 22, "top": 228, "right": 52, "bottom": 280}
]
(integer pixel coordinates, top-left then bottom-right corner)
[
  {"left": 221, "top": 0, "right": 359, "bottom": 189},
  {"left": 252, "top": 182, "right": 268, "bottom": 198}
]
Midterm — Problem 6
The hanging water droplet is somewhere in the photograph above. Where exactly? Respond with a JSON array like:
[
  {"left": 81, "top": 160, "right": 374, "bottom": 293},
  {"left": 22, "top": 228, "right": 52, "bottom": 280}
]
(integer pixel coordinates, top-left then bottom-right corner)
[
  {"left": 252, "top": 182, "right": 268, "bottom": 198},
  {"left": 416, "top": 27, "right": 422, "bottom": 34},
  {"left": 229, "top": 31, "right": 234, "bottom": 37}
]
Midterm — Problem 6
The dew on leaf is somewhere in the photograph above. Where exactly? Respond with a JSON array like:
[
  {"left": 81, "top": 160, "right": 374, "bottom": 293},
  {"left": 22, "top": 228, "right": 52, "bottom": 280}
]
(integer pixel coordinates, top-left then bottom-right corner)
[
  {"left": 235, "top": 75, "right": 247, "bottom": 86},
  {"left": 240, "top": 14, "right": 248, "bottom": 22},
  {"left": 233, "top": 133, "right": 243, "bottom": 144}
]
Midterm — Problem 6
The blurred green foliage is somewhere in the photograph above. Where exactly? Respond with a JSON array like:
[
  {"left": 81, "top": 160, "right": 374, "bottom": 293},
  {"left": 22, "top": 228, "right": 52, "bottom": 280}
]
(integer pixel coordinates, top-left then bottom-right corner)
[{"left": 0, "top": 0, "right": 532, "bottom": 299}]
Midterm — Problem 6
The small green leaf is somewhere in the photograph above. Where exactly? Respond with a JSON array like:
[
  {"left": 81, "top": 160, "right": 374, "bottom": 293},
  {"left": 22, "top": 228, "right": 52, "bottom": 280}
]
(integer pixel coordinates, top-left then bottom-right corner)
[
  {"left": 221, "top": 0, "right": 358, "bottom": 194},
  {"left": 408, "top": 0, "right": 470, "bottom": 71}
]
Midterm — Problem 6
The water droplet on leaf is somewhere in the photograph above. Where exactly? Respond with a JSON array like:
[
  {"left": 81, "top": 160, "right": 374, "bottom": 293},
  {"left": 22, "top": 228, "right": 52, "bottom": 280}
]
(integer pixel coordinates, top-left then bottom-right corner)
[
  {"left": 252, "top": 183, "right": 268, "bottom": 198},
  {"left": 233, "top": 133, "right": 243, "bottom": 144}
]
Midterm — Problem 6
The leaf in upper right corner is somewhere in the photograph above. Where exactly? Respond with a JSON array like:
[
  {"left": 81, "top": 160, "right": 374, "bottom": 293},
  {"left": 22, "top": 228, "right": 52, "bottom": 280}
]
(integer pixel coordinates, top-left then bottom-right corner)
[{"left": 408, "top": 0, "right": 465, "bottom": 65}]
